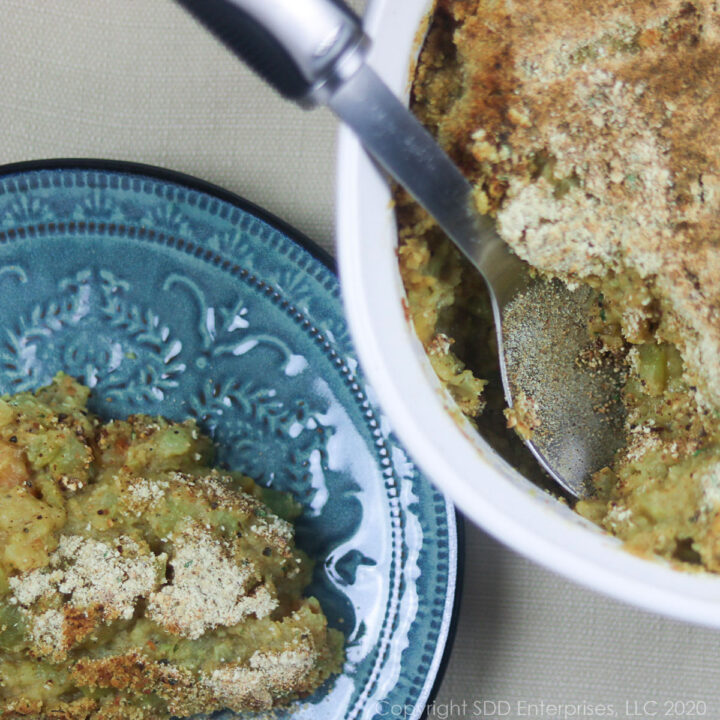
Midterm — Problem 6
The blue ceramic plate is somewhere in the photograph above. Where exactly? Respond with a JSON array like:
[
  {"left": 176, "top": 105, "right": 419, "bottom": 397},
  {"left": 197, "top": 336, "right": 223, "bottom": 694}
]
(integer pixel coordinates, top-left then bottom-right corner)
[{"left": 0, "top": 161, "right": 459, "bottom": 720}]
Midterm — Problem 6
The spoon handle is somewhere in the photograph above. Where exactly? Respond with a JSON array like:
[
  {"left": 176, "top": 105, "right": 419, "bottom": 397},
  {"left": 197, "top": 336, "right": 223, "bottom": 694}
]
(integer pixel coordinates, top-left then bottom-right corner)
[
  {"left": 174, "top": 0, "right": 367, "bottom": 106},
  {"left": 328, "top": 63, "right": 524, "bottom": 302},
  {"left": 174, "top": 0, "right": 525, "bottom": 299}
]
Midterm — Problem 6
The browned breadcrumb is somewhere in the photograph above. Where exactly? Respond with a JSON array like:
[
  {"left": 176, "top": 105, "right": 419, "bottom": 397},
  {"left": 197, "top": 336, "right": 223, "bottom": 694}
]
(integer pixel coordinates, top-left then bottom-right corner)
[
  {"left": 434, "top": 0, "right": 720, "bottom": 413},
  {"left": 504, "top": 391, "right": 542, "bottom": 440},
  {"left": 203, "top": 633, "right": 322, "bottom": 712},
  {"left": 71, "top": 628, "right": 328, "bottom": 716},
  {"left": 72, "top": 651, "right": 210, "bottom": 718},
  {"left": 0, "top": 697, "right": 98, "bottom": 720},
  {"left": 9, "top": 534, "right": 164, "bottom": 661}
]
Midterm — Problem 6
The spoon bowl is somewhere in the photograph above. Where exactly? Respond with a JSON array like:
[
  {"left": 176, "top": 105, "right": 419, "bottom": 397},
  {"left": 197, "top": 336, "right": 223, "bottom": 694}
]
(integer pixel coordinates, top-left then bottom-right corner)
[{"left": 500, "top": 278, "right": 626, "bottom": 496}]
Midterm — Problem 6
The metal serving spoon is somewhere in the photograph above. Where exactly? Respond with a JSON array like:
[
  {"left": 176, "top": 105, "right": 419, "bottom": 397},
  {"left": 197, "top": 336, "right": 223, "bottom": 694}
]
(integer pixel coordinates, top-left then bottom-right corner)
[{"left": 174, "top": 0, "right": 625, "bottom": 498}]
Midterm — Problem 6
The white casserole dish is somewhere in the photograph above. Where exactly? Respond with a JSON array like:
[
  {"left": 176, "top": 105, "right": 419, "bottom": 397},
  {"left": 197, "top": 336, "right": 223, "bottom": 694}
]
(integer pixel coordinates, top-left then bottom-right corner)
[{"left": 336, "top": 0, "right": 720, "bottom": 626}]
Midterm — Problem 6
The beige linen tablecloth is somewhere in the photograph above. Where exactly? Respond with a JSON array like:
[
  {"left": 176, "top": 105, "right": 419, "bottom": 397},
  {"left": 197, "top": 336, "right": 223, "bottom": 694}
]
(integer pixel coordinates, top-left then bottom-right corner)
[{"left": 2, "top": 2, "right": 719, "bottom": 719}]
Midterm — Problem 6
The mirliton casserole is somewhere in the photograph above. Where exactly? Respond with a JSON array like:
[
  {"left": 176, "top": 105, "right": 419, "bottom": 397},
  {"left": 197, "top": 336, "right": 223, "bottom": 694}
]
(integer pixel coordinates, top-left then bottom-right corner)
[
  {"left": 0, "top": 374, "right": 343, "bottom": 719},
  {"left": 399, "top": 0, "right": 720, "bottom": 570}
]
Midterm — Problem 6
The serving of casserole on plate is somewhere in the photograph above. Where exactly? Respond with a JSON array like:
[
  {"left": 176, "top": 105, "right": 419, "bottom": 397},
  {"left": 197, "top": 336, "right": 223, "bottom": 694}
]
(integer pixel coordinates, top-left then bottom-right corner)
[{"left": 0, "top": 161, "right": 458, "bottom": 720}]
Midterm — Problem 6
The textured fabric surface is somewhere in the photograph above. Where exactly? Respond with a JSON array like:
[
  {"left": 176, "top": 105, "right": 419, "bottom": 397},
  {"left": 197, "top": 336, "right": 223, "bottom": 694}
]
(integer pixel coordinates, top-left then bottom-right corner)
[
  {"left": 0, "top": 0, "right": 341, "bottom": 252},
  {"left": 2, "top": 2, "right": 719, "bottom": 719}
]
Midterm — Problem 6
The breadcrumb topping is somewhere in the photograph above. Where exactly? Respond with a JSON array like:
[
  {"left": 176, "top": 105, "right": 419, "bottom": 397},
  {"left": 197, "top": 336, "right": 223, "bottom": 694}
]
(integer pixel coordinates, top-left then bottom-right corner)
[
  {"left": 203, "top": 642, "right": 318, "bottom": 711},
  {"left": 9, "top": 534, "right": 164, "bottom": 660},
  {"left": 55, "top": 535, "right": 163, "bottom": 620},
  {"left": 439, "top": 0, "right": 720, "bottom": 410},
  {"left": 148, "top": 524, "right": 277, "bottom": 639},
  {"left": 126, "top": 477, "right": 169, "bottom": 510},
  {"left": 698, "top": 463, "right": 720, "bottom": 511},
  {"left": 29, "top": 609, "right": 65, "bottom": 661},
  {"left": 10, "top": 534, "right": 163, "bottom": 620}
]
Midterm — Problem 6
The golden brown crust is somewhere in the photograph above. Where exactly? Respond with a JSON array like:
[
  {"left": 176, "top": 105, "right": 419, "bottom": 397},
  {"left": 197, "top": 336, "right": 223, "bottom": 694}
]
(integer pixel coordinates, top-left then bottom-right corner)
[
  {"left": 0, "top": 697, "right": 97, "bottom": 720},
  {"left": 61, "top": 606, "right": 101, "bottom": 651},
  {"left": 72, "top": 652, "right": 208, "bottom": 718},
  {"left": 431, "top": 0, "right": 720, "bottom": 411}
]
